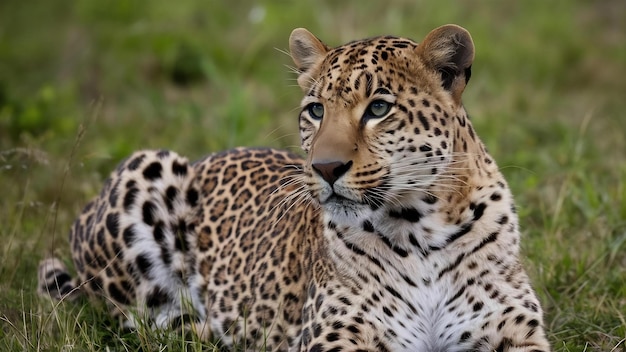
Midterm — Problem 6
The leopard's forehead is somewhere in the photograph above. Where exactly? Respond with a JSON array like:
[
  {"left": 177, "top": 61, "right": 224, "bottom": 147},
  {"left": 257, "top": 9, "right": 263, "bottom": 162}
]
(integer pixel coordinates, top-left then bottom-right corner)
[
  {"left": 310, "top": 36, "right": 424, "bottom": 102},
  {"left": 326, "top": 35, "right": 418, "bottom": 64}
]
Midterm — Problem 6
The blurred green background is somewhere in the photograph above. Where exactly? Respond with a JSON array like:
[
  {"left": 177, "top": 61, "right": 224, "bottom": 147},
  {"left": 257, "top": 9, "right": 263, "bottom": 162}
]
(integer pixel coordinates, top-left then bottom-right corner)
[{"left": 1, "top": 0, "right": 624, "bottom": 351}]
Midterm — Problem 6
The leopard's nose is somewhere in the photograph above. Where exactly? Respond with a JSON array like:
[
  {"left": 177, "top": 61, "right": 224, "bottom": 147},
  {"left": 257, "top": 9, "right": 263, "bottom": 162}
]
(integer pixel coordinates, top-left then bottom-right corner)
[{"left": 311, "top": 160, "right": 353, "bottom": 185}]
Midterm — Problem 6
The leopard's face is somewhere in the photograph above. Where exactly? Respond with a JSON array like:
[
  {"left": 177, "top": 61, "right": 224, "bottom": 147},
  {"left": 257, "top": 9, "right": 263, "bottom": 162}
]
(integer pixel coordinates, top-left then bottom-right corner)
[{"left": 290, "top": 26, "right": 475, "bottom": 225}]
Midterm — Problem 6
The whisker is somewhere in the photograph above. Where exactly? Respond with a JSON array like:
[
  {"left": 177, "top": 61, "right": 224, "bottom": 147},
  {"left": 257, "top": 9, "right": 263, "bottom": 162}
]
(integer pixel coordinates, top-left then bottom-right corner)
[
  {"left": 272, "top": 190, "right": 313, "bottom": 224},
  {"left": 275, "top": 47, "right": 294, "bottom": 59},
  {"left": 270, "top": 172, "right": 306, "bottom": 198}
]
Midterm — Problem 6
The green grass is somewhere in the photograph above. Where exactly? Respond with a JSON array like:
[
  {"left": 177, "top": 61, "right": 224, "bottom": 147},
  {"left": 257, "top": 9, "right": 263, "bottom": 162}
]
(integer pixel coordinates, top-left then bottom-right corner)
[{"left": 1, "top": 0, "right": 625, "bottom": 350}]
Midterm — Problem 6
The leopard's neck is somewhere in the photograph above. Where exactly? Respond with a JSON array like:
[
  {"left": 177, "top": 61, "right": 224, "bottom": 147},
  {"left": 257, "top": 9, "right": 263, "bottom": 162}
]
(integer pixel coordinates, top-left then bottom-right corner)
[{"left": 320, "top": 149, "right": 519, "bottom": 284}]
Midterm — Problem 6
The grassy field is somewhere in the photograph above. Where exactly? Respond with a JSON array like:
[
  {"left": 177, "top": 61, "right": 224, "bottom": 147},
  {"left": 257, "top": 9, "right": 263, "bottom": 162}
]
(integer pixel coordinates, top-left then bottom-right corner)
[{"left": 1, "top": 0, "right": 625, "bottom": 350}]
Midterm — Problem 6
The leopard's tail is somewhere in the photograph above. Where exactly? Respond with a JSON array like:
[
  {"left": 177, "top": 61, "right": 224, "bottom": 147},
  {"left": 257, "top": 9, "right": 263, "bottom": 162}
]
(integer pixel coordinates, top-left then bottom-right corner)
[{"left": 37, "top": 257, "right": 81, "bottom": 301}]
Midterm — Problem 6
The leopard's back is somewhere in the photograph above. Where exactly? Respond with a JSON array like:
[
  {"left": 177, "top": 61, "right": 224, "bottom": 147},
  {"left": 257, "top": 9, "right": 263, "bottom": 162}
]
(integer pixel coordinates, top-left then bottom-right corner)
[{"left": 189, "top": 147, "right": 321, "bottom": 349}]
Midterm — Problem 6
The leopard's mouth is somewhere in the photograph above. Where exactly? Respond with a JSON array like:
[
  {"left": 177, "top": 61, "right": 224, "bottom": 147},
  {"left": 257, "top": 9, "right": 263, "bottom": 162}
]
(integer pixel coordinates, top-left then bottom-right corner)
[
  {"left": 319, "top": 191, "right": 367, "bottom": 216},
  {"left": 322, "top": 193, "right": 356, "bottom": 206},
  {"left": 311, "top": 179, "right": 379, "bottom": 222},
  {"left": 317, "top": 187, "right": 361, "bottom": 206}
]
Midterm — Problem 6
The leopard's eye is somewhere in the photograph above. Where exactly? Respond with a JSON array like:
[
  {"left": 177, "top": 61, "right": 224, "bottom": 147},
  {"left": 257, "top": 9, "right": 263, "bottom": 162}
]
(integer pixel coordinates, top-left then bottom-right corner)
[
  {"left": 307, "top": 103, "right": 324, "bottom": 120},
  {"left": 364, "top": 100, "right": 391, "bottom": 119}
]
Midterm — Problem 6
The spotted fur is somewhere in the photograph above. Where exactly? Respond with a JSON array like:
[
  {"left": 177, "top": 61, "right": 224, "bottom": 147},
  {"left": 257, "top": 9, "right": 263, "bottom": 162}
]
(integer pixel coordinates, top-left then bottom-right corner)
[{"left": 38, "top": 25, "right": 550, "bottom": 351}]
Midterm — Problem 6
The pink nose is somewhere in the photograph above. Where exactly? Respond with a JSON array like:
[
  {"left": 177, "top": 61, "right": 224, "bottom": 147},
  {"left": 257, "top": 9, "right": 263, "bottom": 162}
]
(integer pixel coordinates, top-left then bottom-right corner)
[{"left": 311, "top": 160, "right": 353, "bottom": 185}]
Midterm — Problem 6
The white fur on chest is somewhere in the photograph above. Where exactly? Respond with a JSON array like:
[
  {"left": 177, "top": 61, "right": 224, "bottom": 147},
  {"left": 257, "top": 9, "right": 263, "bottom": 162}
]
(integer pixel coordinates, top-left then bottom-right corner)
[
  {"left": 379, "top": 268, "right": 473, "bottom": 352},
  {"left": 327, "top": 210, "right": 496, "bottom": 351},
  {"left": 329, "top": 249, "right": 479, "bottom": 350}
]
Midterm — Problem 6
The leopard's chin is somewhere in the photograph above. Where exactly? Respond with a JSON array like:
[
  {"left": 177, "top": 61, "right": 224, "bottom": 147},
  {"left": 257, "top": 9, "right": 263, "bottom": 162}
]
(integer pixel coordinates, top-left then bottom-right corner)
[{"left": 320, "top": 194, "right": 372, "bottom": 226}]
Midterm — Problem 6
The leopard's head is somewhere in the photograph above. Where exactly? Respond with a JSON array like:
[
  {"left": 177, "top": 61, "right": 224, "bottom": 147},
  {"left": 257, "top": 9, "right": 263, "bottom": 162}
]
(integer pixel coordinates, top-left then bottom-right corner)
[{"left": 290, "top": 25, "right": 476, "bottom": 225}]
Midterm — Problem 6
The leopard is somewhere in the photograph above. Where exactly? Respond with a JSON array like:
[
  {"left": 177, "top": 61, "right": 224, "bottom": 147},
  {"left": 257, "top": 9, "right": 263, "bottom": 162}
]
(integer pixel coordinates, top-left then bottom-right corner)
[{"left": 38, "top": 24, "right": 551, "bottom": 351}]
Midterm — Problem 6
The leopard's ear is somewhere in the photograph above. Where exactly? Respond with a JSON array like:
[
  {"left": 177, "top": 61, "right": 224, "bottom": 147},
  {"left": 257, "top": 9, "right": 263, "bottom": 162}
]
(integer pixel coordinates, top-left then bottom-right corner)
[
  {"left": 417, "top": 25, "right": 474, "bottom": 99},
  {"left": 289, "top": 28, "right": 329, "bottom": 90}
]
